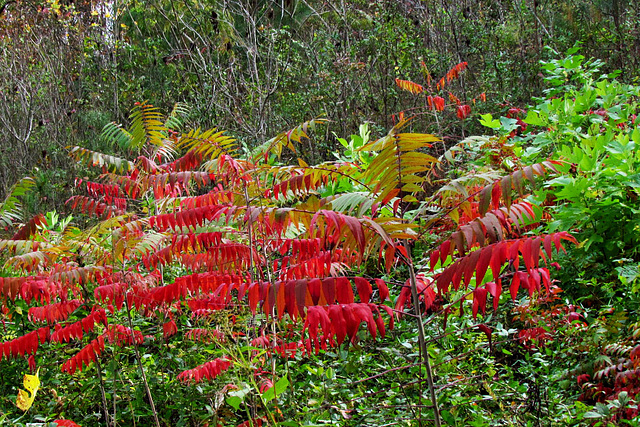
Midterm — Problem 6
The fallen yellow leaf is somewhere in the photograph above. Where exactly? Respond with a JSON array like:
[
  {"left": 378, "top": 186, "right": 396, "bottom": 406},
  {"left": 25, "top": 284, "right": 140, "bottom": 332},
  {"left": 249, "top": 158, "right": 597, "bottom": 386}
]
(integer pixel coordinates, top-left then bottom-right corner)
[{"left": 16, "top": 368, "right": 40, "bottom": 411}]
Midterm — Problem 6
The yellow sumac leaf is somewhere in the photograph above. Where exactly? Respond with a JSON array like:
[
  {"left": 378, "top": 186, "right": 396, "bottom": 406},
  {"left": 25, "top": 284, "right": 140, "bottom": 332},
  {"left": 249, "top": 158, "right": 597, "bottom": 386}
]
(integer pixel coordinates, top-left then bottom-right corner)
[
  {"left": 396, "top": 133, "right": 440, "bottom": 143},
  {"left": 402, "top": 166, "right": 430, "bottom": 175},
  {"left": 377, "top": 170, "right": 400, "bottom": 189},
  {"left": 449, "top": 209, "right": 460, "bottom": 224},
  {"left": 400, "top": 175, "right": 424, "bottom": 184},
  {"left": 402, "top": 183, "right": 423, "bottom": 193},
  {"left": 397, "top": 140, "right": 434, "bottom": 151},
  {"left": 400, "top": 152, "right": 439, "bottom": 164}
]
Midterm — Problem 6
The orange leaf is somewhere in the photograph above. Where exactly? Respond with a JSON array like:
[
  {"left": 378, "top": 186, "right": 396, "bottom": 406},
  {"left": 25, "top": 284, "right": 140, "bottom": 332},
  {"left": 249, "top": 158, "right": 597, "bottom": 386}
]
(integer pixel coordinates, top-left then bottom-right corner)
[{"left": 395, "top": 78, "right": 424, "bottom": 94}]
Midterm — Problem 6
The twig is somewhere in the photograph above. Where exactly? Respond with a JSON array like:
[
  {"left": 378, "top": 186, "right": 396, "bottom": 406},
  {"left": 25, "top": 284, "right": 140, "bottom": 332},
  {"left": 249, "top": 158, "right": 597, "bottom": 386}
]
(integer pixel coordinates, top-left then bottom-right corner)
[
  {"left": 350, "top": 361, "right": 422, "bottom": 385},
  {"left": 121, "top": 257, "right": 161, "bottom": 427},
  {"left": 404, "top": 240, "right": 442, "bottom": 427},
  {"left": 94, "top": 357, "right": 113, "bottom": 427}
]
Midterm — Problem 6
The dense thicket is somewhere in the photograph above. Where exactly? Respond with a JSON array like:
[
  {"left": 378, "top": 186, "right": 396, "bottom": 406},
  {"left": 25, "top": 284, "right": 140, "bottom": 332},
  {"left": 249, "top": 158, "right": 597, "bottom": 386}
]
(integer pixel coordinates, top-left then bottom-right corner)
[{"left": 1, "top": 2, "right": 640, "bottom": 427}]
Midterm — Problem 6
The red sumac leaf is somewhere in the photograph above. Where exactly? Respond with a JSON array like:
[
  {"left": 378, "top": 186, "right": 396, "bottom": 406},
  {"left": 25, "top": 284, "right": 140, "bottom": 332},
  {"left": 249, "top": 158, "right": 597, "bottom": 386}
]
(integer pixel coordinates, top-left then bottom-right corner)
[
  {"left": 328, "top": 305, "right": 347, "bottom": 345},
  {"left": 394, "top": 276, "right": 435, "bottom": 317},
  {"left": 476, "top": 249, "right": 492, "bottom": 288},
  {"left": 429, "top": 250, "right": 440, "bottom": 271},
  {"left": 456, "top": 104, "right": 471, "bottom": 120},
  {"left": 485, "top": 280, "right": 502, "bottom": 311},
  {"left": 354, "top": 277, "right": 372, "bottom": 303},
  {"left": 163, "top": 320, "right": 178, "bottom": 339},
  {"left": 0, "top": 327, "right": 50, "bottom": 360},
  {"left": 477, "top": 324, "right": 493, "bottom": 350},
  {"left": 472, "top": 287, "right": 488, "bottom": 319},
  {"left": 433, "top": 96, "right": 445, "bottom": 111},
  {"left": 334, "top": 277, "right": 354, "bottom": 304},
  {"left": 178, "top": 358, "right": 232, "bottom": 384},
  {"left": 375, "top": 278, "right": 389, "bottom": 303},
  {"left": 61, "top": 336, "right": 105, "bottom": 374},
  {"left": 104, "top": 324, "right": 143, "bottom": 347},
  {"left": 12, "top": 214, "right": 47, "bottom": 240},
  {"left": 307, "top": 278, "right": 321, "bottom": 305},
  {"left": 28, "top": 300, "right": 82, "bottom": 324}
]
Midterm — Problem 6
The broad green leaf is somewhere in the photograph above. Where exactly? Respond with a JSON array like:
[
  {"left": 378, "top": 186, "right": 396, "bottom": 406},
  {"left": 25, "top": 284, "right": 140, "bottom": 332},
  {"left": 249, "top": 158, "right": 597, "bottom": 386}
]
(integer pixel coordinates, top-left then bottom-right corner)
[
  {"left": 226, "top": 395, "right": 242, "bottom": 411},
  {"left": 479, "top": 113, "right": 501, "bottom": 129},
  {"left": 524, "top": 110, "right": 547, "bottom": 126},
  {"left": 262, "top": 376, "right": 289, "bottom": 403},
  {"left": 499, "top": 117, "right": 520, "bottom": 132}
]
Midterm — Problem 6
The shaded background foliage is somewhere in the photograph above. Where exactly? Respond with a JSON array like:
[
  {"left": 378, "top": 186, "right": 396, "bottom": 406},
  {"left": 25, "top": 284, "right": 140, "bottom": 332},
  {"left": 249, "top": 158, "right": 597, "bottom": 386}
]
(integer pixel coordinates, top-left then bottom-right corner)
[{"left": 1, "top": 0, "right": 639, "bottom": 216}]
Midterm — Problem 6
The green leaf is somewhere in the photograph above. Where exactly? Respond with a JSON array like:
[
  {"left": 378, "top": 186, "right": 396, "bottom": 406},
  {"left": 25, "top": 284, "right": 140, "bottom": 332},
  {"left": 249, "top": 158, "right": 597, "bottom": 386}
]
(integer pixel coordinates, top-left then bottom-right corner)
[
  {"left": 336, "top": 137, "right": 349, "bottom": 148},
  {"left": 524, "top": 110, "right": 546, "bottom": 126},
  {"left": 632, "top": 127, "right": 640, "bottom": 146},
  {"left": 607, "top": 140, "right": 631, "bottom": 155},
  {"left": 227, "top": 385, "right": 250, "bottom": 410},
  {"left": 440, "top": 410, "right": 456, "bottom": 425},
  {"left": 616, "top": 263, "right": 640, "bottom": 285},
  {"left": 618, "top": 391, "right": 630, "bottom": 406},
  {"left": 262, "top": 376, "right": 290, "bottom": 403},
  {"left": 325, "top": 367, "right": 335, "bottom": 380},
  {"left": 499, "top": 117, "right": 520, "bottom": 132},
  {"left": 226, "top": 395, "right": 242, "bottom": 411},
  {"left": 479, "top": 113, "right": 501, "bottom": 129}
]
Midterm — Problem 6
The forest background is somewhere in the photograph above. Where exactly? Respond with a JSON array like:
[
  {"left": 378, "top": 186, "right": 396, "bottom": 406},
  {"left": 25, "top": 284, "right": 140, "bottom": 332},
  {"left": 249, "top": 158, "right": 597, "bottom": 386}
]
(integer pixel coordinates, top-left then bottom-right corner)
[{"left": 0, "top": 0, "right": 640, "bottom": 426}]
